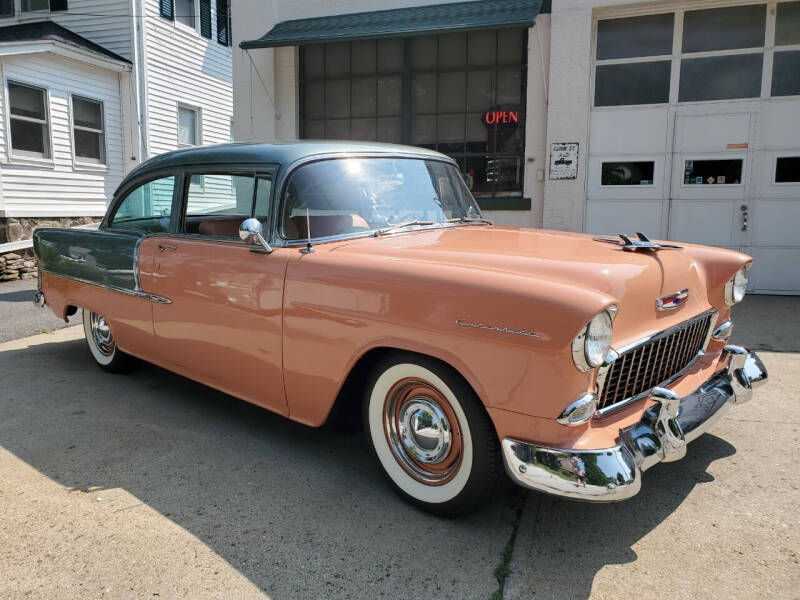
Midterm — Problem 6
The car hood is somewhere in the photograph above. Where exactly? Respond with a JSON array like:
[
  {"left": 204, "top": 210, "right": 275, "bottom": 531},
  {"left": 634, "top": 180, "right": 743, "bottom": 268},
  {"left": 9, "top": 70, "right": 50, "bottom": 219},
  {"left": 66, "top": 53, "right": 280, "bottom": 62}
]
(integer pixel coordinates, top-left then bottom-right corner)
[{"left": 333, "top": 225, "right": 716, "bottom": 343}]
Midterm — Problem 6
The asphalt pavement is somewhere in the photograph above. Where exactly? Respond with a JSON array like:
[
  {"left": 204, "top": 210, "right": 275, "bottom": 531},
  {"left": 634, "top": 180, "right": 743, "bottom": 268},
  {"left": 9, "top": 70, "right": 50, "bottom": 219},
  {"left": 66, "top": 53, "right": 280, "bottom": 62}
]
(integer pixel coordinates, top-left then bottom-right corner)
[
  {"left": 0, "top": 279, "right": 75, "bottom": 343},
  {"left": 0, "top": 288, "right": 797, "bottom": 599}
]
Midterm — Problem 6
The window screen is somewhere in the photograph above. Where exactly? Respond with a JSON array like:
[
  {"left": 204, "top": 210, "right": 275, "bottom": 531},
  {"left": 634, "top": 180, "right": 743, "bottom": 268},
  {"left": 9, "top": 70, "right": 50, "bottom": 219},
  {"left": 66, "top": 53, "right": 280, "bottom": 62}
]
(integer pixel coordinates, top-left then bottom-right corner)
[{"left": 178, "top": 106, "right": 199, "bottom": 146}]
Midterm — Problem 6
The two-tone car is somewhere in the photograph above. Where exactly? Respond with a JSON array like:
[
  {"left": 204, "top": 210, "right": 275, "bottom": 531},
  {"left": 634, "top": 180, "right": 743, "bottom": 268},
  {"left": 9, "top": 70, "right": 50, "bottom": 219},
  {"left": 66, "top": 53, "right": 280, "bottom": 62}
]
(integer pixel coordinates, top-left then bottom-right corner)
[{"left": 33, "top": 141, "right": 767, "bottom": 516}]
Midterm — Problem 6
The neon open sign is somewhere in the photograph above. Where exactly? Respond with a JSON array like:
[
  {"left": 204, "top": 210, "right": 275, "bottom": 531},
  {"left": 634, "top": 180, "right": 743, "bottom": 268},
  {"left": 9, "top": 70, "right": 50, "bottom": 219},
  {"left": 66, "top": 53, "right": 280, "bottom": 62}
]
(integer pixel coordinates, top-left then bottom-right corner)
[{"left": 483, "top": 110, "right": 520, "bottom": 125}]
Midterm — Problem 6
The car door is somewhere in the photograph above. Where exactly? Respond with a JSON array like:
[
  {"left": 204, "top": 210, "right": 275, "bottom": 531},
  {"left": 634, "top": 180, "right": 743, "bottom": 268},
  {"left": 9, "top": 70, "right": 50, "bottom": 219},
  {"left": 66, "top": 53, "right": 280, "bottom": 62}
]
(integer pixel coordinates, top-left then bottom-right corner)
[{"left": 138, "top": 169, "right": 291, "bottom": 415}]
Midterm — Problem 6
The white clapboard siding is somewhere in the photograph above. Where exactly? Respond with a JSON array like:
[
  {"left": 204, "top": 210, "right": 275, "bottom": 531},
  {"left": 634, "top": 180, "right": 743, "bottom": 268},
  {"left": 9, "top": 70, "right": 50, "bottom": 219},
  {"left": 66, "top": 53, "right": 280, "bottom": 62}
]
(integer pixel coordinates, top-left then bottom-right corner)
[
  {"left": 52, "top": 0, "right": 133, "bottom": 60},
  {"left": 143, "top": 0, "right": 233, "bottom": 158},
  {"left": 1, "top": 54, "right": 124, "bottom": 216}
]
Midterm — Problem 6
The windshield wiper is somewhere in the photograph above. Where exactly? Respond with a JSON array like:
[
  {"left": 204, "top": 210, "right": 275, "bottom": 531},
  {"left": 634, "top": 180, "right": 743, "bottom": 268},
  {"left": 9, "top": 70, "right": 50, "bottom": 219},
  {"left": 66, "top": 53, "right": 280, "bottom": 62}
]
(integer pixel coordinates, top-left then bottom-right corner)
[
  {"left": 444, "top": 216, "right": 494, "bottom": 225},
  {"left": 374, "top": 220, "right": 435, "bottom": 236}
]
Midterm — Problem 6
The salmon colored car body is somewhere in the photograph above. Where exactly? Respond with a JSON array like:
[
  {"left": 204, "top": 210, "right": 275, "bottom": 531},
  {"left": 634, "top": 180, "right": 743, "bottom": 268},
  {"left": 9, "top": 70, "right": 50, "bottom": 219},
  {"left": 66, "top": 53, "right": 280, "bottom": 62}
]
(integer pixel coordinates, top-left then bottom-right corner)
[{"left": 33, "top": 142, "right": 767, "bottom": 516}]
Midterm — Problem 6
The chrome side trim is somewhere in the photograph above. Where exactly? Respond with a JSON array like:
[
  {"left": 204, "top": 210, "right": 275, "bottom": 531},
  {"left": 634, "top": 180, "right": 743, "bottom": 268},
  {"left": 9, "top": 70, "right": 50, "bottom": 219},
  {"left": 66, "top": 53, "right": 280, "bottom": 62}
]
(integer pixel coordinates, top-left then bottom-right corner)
[
  {"left": 133, "top": 236, "right": 143, "bottom": 292},
  {"left": 40, "top": 270, "right": 172, "bottom": 304},
  {"left": 502, "top": 348, "right": 767, "bottom": 502},
  {"left": 455, "top": 318, "right": 541, "bottom": 338}
]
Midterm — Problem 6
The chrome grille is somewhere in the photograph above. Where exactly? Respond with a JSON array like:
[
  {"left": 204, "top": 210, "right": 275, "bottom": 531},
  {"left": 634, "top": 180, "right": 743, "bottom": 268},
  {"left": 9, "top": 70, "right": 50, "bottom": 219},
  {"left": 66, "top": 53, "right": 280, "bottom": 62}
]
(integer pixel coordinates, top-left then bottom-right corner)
[{"left": 597, "top": 312, "right": 715, "bottom": 412}]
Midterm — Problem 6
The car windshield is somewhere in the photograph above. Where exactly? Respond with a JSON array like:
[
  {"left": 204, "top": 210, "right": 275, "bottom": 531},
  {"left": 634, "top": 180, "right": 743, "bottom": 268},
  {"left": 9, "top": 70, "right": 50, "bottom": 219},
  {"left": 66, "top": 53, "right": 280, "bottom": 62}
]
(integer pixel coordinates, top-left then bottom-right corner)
[{"left": 280, "top": 157, "right": 484, "bottom": 240}]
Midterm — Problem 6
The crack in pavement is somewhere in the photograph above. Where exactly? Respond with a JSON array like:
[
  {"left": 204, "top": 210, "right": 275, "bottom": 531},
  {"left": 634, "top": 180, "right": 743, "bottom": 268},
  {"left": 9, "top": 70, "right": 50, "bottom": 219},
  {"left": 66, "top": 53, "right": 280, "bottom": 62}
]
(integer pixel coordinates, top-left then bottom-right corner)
[{"left": 490, "top": 490, "right": 538, "bottom": 600}]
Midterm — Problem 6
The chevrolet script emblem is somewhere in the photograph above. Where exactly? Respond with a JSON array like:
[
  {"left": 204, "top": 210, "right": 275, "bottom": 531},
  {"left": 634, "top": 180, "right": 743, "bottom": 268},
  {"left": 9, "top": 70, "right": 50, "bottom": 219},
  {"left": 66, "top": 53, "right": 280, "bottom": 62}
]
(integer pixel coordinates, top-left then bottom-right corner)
[{"left": 656, "top": 289, "right": 689, "bottom": 311}]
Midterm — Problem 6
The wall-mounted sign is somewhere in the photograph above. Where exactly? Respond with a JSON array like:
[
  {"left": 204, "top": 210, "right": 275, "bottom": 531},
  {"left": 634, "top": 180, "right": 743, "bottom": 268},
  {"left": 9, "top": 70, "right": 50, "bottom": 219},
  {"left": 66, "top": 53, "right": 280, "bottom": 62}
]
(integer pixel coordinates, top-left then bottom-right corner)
[
  {"left": 484, "top": 110, "right": 520, "bottom": 125},
  {"left": 549, "top": 143, "right": 579, "bottom": 180}
]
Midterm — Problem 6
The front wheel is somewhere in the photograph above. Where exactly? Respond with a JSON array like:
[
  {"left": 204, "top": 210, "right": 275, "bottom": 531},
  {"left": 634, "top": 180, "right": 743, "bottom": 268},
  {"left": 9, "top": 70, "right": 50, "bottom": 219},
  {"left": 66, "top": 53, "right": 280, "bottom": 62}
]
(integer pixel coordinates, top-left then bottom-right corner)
[
  {"left": 82, "top": 308, "right": 136, "bottom": 373},
  {"left": 364, "top": 353, "right": 500, "bottom": 516}
]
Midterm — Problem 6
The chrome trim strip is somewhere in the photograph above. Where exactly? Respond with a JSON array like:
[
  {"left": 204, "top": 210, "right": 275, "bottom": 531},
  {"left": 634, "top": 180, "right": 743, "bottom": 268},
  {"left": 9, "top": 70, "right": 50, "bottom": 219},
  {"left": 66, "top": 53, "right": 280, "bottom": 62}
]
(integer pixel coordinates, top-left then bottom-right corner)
[
  {"left": 595, "top": 310, "right": 718, "bottom": 416},
  {"left": 712, "top": 320, "right": 733, "bottom": 341},
  {"left": 455, "top": 318, "right": 541, "bottom": 338},
  {"left": 40, "top": 270, "right": 172, "bottom": 304}
]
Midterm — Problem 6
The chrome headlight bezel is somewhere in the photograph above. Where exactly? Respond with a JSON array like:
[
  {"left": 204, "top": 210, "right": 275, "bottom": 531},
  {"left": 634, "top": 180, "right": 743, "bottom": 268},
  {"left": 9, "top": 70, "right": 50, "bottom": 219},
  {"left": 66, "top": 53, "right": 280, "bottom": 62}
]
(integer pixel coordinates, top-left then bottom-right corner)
[
  {"left": 572, "top": 306, "right": 617, "bottom": 371},
  {"left": 724, "top": 264, "right": 750, "bottom": 306}
]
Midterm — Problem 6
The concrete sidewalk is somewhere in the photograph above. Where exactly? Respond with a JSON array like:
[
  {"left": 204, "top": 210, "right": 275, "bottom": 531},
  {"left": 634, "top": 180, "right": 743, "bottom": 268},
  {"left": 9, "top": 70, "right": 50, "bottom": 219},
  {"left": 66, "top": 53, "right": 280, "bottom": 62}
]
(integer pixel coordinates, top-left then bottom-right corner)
[{"left": 0, "top": 295, "right": 797, "bottom": 599}]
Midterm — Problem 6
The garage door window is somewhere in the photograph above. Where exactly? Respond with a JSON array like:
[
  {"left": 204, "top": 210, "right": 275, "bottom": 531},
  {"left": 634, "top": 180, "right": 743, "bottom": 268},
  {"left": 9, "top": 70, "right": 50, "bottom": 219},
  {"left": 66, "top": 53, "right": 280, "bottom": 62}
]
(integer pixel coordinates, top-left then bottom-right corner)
[
  {"left": 595, "top": 5, "right": 800, "bottom": 105},
  {"left": 593, "top": 14, "right": 672, "bottom": 106},
  {"left": 683, "top": 159, "right": 742, "bottom": 185},
  {"left": 775, "top": 157, "right": 800, "bottom": 183},
  {"left": 601, "top": 161, "right": 655, "bottom": 186}
]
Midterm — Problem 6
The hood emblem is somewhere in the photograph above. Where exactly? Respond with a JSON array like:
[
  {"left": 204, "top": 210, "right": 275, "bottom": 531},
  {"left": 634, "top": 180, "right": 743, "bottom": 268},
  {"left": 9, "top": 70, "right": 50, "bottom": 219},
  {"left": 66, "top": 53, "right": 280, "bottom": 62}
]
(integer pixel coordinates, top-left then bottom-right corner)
[
  {"left": 455, "top": 318, "right": 541, "bottom": 338},
  {"left": 595, "top": 232, "right": 683, "bottom": 252},
  {"left": 657, "top": 289, "right": 689, "bottom": 311}
]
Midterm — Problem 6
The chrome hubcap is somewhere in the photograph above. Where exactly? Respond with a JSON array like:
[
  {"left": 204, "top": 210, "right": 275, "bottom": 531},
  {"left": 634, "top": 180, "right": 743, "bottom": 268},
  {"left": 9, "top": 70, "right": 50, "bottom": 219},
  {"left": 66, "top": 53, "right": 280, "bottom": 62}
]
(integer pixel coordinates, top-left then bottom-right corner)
[
  {"left": 383, "top": 378, "right": 463, "bottom": 485},
  {"left": 89, "top": 312, "right": 115, "bottom": 357},
  {"left": 399, "top": 399, "right": 452, "bottom": 463}
]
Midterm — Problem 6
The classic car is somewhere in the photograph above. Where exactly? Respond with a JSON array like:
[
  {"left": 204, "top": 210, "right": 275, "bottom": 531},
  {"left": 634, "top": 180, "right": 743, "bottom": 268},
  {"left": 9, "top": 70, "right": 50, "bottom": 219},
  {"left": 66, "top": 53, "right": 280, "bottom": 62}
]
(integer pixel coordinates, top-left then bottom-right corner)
[{"left": 32, "top": 141, "right": 767, "bottom": 516}]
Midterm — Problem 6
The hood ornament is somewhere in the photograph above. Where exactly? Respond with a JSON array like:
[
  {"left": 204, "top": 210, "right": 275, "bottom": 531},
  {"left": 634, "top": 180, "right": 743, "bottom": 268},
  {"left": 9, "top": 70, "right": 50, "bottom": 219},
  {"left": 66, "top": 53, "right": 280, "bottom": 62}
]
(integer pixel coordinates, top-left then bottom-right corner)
[
  {"left": 595, "top": 232, "right": 682, "bottom": 252},
  {"left": 657, "top": 289, "right": 689, "bottom": 311}
]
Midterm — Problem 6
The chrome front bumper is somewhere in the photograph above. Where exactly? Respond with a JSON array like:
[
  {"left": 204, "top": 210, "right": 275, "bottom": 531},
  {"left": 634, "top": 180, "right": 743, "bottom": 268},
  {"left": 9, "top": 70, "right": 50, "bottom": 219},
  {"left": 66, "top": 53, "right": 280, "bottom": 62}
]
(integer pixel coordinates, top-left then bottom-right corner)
[{"left": 501, "top": 345, "right": 767, "bottom": 501}]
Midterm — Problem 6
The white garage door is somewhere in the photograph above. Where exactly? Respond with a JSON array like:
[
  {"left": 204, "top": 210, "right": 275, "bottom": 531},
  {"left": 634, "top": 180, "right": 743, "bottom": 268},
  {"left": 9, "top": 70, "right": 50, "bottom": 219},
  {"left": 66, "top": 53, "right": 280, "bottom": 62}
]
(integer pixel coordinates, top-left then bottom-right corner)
[{"left": 585, "top": 3, "right": 800, "bottom": 294}]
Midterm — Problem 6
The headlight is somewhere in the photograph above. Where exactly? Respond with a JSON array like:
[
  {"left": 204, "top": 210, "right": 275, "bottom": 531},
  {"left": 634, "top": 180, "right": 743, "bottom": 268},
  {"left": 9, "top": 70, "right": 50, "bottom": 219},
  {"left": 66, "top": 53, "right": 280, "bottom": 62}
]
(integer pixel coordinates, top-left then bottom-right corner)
[
  {"left": 572, "top": 308, "right": 615, "bottom": 371},
  {"left": 724, "top": 264, "right": 750, "bottom": 306}
]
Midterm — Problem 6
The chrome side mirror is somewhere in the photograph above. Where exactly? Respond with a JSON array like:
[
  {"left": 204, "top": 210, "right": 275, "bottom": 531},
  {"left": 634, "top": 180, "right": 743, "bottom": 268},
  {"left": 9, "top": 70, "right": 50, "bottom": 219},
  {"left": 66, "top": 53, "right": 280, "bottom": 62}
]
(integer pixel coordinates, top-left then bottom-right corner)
[{"left": 239, "top": 218, "right": 273, "bottom": 253}]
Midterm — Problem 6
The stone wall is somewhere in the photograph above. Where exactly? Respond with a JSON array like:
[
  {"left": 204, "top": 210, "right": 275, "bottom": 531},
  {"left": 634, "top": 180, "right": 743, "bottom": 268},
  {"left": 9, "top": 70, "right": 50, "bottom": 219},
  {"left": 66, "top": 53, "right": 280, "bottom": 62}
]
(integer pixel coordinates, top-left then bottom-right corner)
[
  {"left": 0, "top": 216, "right": 102, "bottom": 283},
  {"left": 0, "top": 216, "right": 102, "bottom": 244},
  {"left": 0, "top": 250, "right": 37, "bottom": 281}
]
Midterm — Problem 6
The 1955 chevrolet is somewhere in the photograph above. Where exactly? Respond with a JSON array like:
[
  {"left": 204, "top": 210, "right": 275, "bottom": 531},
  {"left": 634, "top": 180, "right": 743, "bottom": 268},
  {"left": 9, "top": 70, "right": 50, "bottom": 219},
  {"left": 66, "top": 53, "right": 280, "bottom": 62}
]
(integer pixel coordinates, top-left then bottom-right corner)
[{"left": 32, "top": 142, "right": 767, "bottom": 516}]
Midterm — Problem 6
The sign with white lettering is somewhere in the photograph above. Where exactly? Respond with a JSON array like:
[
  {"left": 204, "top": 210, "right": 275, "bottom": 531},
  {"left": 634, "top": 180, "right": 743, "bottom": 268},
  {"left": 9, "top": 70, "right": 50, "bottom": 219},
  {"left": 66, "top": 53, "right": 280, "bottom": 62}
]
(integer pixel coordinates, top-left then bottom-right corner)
[{"left": 549, "top": 143, "right": 579, "bottom": 180}]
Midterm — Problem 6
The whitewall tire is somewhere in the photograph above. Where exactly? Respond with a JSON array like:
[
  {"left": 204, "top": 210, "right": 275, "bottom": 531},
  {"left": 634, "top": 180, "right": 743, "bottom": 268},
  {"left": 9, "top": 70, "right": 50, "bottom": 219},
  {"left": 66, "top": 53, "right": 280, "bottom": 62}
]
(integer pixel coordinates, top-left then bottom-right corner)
[
  {"left": 364, "top": 352, "right": 500, "bottom": 516},
  {"left": 82, "top": 308, "right": 135, "bottom": 373}
]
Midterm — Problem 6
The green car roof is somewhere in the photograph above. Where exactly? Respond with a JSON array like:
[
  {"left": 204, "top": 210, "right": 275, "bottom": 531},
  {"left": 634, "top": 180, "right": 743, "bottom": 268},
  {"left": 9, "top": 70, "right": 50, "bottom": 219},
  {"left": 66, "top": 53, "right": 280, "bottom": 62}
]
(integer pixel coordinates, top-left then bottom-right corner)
[{"left": 129, "top": 141, "right": 449, "bottom": 178}]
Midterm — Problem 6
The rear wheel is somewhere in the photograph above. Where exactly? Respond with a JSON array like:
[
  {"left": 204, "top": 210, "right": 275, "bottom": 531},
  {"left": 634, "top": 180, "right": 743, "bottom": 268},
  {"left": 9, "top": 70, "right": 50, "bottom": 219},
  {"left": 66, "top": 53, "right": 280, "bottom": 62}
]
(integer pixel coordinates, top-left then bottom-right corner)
[
  {"left": 364, "top": 352, "right": 500, "bottom": 516},
  {"left": 82, "top": 308, "right": 136, "bottom": 373}
]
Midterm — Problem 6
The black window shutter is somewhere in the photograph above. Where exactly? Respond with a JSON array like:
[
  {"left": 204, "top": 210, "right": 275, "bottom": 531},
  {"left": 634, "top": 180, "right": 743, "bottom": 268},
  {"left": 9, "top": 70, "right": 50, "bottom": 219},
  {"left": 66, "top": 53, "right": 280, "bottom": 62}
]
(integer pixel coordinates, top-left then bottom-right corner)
[
  {"left": 159, "top": 0, "right": 174, "bottom": 20},
  {"left": 216, "top": 0, "right": 230, "bottom": 46},
  {"left": 199, "top": 0, "right": 211, "bottom": 38},
  {"left": 49, "top": 0, "right": 68, "bottom": 11}
]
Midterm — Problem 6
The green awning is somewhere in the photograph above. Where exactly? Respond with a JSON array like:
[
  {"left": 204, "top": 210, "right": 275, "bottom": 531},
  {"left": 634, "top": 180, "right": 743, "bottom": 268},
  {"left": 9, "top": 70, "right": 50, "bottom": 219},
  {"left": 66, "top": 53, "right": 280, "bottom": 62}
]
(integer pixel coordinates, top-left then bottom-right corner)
[{"left": 240, "top": 0, "right": 545, "bottom": 49}]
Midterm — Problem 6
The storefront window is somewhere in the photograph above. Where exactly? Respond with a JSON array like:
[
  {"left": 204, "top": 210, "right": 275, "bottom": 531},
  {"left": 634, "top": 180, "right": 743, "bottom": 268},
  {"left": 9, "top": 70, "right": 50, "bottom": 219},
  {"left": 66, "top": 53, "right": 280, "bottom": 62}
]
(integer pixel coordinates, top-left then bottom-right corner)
[{"left": 299, "top": 28, "right": 527, "bottom": 198}]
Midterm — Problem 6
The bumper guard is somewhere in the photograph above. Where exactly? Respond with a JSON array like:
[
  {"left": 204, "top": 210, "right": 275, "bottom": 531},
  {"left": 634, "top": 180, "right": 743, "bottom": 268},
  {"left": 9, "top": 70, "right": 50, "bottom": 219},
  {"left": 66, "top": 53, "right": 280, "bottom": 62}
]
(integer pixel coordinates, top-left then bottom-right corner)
[{"left": 501, "top": 345, "right": 767, "bottom": 501}]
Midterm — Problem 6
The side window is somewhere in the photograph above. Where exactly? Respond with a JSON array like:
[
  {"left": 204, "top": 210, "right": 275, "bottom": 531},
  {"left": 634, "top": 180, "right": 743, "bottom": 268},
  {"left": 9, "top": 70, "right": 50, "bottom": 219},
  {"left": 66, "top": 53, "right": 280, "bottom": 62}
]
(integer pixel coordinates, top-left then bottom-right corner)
[
  {"left": 110, "top": 176, "right": 175, "bottom": 233},
  {"left": 183, "top": 174, "right": 271, "bottom": 239}
]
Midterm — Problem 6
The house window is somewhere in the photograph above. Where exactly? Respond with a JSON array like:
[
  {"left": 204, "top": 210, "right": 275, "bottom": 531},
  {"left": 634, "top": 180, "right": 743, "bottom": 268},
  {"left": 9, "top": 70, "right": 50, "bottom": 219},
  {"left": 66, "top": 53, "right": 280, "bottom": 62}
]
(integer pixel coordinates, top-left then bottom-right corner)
[
  {"left": 8, "top": 81, "right": 50, "bottom": 159},
  {"left": 178, "top": 105, "right": 200, "bottom": 147},
  {"left": 299, "top": 28, "right": 528, "bottom": 198},
  {"left": 216, "top": 0, "right": 230, "bottom": 46},
  {"left": 175, "top": 0, "right": 195, "bottom": 28},
  {"left": 21, "top": 0, "right": 49, "bottom": 11},
  {"left": 71, "top": 96, "right": 105, "bottom": 164},
  {"left": 0, "top": 0, "right": 14, "bottom": 17}
]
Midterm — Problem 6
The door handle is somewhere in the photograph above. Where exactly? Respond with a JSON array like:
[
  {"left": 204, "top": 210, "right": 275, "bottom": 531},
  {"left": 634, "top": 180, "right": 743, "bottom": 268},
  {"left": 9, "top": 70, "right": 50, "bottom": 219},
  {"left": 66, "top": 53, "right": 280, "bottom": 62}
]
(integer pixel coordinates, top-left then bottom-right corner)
[
  {"left": 740, "top": 205, "right": 749, "bottom": 232},
  {"left": 158, "top": 244, "right": 177, "bottom": 252}
]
